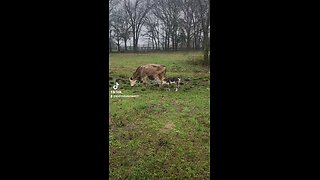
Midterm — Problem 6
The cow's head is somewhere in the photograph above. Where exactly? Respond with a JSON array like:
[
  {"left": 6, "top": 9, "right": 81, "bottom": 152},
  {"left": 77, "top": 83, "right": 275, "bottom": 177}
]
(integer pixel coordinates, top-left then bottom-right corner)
[{"left": 129, "top": 77, "right": 137, "bottom": 87}]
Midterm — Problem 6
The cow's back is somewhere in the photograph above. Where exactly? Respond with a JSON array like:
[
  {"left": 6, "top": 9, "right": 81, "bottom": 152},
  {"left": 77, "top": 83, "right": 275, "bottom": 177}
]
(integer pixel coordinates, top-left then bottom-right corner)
[{"left": 140, "top": 64, "right": 166, "bottom": 76}]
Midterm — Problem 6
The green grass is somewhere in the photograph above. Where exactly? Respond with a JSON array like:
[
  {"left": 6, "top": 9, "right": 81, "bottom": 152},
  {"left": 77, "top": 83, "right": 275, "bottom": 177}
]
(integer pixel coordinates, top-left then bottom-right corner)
[{"left": 109, "top": 52, "right": 210, "bottom": 179}]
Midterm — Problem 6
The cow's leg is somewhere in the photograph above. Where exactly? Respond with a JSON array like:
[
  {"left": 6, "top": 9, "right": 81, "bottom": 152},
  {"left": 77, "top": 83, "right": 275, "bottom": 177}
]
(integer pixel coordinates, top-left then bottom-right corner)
[
  {"left": 142, "top": 76, "right": 148, "bottom": 87},
  {"left": 158, "top": 74, "right": 166, "bottom": 87}
]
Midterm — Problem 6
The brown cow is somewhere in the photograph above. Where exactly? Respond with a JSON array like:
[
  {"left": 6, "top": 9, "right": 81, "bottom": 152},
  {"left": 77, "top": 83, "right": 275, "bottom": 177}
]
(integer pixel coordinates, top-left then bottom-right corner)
[{"left": 129, "top": 64, "right": 166, "bottom": 87}]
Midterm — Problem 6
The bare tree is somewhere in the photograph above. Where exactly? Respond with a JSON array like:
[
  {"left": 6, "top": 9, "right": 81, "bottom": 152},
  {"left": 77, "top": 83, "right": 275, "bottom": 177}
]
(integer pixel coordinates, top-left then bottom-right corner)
[
  {"left": 153, "top": 0, "right": 172, "bottom": 50},
  {"left": 191, "top": 3, "right": 202, "bottom": 50},
  {"left": 153, "top": 0, "right": 182, "bottom": 50},
  {"left": 109, "top": 0, "right": 120, "bottom": 52},
  {"left": 197, "top": 0, "right": 210, "bottom": 62},
  {"left": 124, "top": 0, "right": 153, "bottom": 52},
  {"left": 179, "top": 0, "right": 195, "bottom": 49},
  {"left": 111, "top": 28, "right": 122, "bottom": 52},
  {"left": 144, "top": 15, "right": 161, "bottom": 50},
  {"left": 110, "top": 14, "right": 123, "bottom": 52},
  {"left": 109, "top": 0, "right": 210, "bottom": 53},
  {"left": 110, "top": 6, "right": 132, "bottom": 51},
  {"left": 168, "top": 0, "right": 181, "bottom": 50}
]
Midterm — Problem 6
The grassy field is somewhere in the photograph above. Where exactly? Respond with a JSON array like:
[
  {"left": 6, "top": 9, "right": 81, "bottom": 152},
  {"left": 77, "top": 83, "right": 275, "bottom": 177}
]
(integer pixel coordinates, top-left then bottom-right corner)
[{"left": 109, "top": 52, "right": 210, "bottom": 179}]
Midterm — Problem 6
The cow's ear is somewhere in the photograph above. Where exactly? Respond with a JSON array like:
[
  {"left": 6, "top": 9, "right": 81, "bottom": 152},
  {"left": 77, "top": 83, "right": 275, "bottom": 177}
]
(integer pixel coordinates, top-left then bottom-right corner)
[{"left": 129, "top": 77, "right": 132, "bottom": 80}]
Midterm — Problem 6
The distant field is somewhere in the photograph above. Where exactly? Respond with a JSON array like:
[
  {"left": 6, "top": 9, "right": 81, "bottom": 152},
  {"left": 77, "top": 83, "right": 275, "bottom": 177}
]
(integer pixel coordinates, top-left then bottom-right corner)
[{"left": 109, "top": 52, "right": 210, "bottom": 179}]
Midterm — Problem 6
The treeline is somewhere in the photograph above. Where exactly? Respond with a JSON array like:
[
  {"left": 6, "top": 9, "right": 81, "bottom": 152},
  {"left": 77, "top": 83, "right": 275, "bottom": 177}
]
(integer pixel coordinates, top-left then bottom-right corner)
[{"left": 109, "top": 0, "right": 210, "bottom": 62}]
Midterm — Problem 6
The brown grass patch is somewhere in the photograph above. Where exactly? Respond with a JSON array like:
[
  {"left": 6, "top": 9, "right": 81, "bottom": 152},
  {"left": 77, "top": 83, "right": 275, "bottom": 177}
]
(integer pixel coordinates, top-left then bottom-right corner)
[{"left": 160, "top": 122, "right": 176, "bottom": 133}]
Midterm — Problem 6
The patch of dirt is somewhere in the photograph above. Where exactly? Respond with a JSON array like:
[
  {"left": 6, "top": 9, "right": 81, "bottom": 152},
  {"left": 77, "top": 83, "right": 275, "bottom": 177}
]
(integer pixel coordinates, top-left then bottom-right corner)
[
  {"left": 197, "top": 115, "right": 210, "bottom": 127},
  {"left": 160, "top": 122, "right": 176, "bottom": 133}
]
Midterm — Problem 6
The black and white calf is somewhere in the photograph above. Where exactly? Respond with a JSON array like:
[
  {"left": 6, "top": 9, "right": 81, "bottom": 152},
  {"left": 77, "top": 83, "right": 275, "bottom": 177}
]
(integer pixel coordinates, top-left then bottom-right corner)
[{"left": 162, "top": 77, "right": 181, "bottom": 91}]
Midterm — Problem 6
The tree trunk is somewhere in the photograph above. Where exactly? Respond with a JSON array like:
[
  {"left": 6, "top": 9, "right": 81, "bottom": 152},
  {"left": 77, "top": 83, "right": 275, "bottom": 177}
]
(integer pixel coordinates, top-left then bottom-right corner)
[
  {"left": 194, "top": 35, "right": 197, "bottom": 50},
  {"left": 109, "top": 30, "right": 112, "bottom": 53},
  {"left": 164, "top": 32, "right": 167, "bottom": 50},
  {"left": 171, "top": 34, "right": 175, "bottom": 50},
  {"left": 196, "top": 30, "right": 200, "bottom": 50},
  {"left": 132, "top": 26, "right": 136, "bottom": 52},
  {"left": 187, "top": 31, "right": 191, "bottom": 50},
  {"left": 203, "top": 29, "right": 209, "bottom": 63},
  {"left": 117, "top": 38, "right": 120, "bottom": 52},
  {"left": 175, "top": 33, "right": 178, "bottom": 50},
  {"left": 167, "top": 31, "right": 170, "bottom": 50},
  {"left": 135, "top": 35, "right": 139, "bottom": 52},
  {"left": 152, "top": 39, "right": 154, "bottom": 50},
  {"left": 124, "top": 38, "right": 127, "bottom": 51}
]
